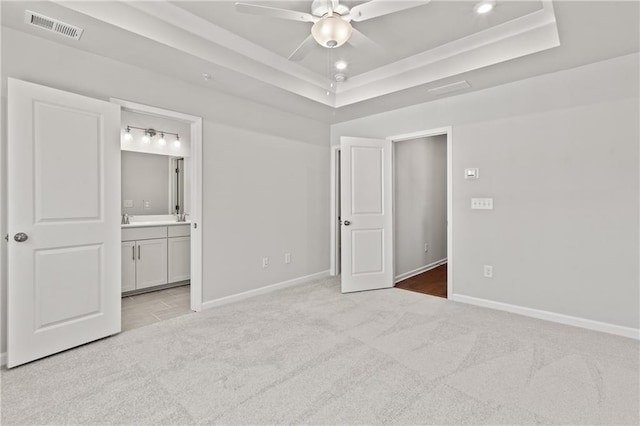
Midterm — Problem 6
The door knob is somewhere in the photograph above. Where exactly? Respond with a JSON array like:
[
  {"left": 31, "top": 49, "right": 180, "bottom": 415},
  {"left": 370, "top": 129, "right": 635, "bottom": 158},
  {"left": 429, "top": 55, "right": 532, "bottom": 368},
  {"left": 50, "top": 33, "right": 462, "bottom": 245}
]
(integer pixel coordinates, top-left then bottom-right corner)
[
  {"left": 14, "top": 232, "right": 28, "bottom": 242},
  {"left": 343, "top": 220, "right": 351, "bottom": 226}
]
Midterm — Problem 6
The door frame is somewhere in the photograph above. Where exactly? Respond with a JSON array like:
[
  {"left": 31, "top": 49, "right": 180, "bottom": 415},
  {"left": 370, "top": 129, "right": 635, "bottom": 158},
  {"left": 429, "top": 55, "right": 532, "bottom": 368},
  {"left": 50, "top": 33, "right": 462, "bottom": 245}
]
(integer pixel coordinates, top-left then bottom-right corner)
[
  {"left": 330, "top": 126, "right": 453, "bottom": 298},
  {"left": 111, "top": 98, "right": 203, "bottom": 312},
  {"left": 330, "top": 146, "right": 341, "bottom": 277}
]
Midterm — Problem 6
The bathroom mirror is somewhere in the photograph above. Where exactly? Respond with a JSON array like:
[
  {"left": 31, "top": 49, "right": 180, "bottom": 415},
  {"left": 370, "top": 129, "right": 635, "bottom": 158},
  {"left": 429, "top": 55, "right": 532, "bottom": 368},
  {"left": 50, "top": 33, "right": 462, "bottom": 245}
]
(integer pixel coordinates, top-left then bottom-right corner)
[{"left": 121, "top": 151, "right": 184, "bottom": 215}]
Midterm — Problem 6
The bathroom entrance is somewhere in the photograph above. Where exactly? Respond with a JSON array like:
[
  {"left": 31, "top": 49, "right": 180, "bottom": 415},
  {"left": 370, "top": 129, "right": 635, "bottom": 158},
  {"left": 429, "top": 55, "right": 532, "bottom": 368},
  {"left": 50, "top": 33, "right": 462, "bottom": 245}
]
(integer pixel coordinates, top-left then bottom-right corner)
[{"left": 114, "top": 99, "right": 203, "bottom": 331}]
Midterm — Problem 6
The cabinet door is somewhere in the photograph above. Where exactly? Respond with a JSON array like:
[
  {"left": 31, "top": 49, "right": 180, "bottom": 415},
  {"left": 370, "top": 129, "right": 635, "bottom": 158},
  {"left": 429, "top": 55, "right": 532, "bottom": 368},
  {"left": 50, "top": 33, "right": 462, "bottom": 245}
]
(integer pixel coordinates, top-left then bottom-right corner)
[
  {"left": 168, "top": 236, "right": 190, "bottom": 283},
  {"left": 121, "top": 241, "right": 136, "bottom": 292},
  {"left": 135, "top": 238, "right": 168, "bottom": 289}
]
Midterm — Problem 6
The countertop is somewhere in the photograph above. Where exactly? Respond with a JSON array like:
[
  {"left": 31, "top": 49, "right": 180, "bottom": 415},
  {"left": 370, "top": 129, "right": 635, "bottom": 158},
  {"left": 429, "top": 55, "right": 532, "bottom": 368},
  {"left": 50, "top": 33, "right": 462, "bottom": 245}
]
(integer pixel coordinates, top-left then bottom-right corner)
[{"left": 121, "top": 221, "right": 190, "bottom": 228}]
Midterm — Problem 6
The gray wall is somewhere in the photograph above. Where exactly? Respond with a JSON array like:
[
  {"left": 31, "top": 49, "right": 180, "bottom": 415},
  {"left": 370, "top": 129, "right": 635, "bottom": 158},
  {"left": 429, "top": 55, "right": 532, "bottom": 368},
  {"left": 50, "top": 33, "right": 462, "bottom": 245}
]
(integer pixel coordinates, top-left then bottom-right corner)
[
  {"left": 0, "top": 28, "right": 330, "bottom": 353},
  {"left": 121, "top": 151, "right": 170, "bottom": 215},
  {"left": 394, "top": 135, "right": 447, "bottom": 278},
  {"left": 332, "top": 53, "right": 639, "bottom": 330}
]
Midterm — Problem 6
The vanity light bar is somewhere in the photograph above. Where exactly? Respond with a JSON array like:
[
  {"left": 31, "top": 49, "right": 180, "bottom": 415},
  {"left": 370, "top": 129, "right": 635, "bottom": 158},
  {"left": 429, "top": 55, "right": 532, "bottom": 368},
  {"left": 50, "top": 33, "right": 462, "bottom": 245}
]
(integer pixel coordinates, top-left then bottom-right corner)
[{"left": 124, "top": 125, "right": 181, "bottom": 145}]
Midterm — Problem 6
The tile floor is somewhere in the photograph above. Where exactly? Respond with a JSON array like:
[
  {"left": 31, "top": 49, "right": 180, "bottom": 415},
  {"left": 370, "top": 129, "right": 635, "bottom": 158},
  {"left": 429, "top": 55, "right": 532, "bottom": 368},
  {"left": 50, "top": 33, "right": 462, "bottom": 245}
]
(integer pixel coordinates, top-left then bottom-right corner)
[{"left": 121, "top": 285, "right": 192, "bottom": 331}]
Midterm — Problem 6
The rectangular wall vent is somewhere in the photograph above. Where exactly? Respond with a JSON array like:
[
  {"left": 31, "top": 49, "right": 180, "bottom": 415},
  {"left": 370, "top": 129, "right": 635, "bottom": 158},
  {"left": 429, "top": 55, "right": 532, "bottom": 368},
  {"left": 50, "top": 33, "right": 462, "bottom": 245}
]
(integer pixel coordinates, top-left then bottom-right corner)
[
  {"left": 428, "top": 80, "right": 471, "bottom": 96},
  {"left": 24, "top": 10, "right": 84, "bottom": 40}
]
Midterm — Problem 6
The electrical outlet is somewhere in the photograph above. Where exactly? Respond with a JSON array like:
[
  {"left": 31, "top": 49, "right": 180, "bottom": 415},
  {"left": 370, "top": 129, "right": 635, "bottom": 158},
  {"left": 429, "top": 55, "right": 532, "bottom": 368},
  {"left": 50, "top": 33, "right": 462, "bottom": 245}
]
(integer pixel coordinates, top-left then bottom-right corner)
[
  {"left": 471, "top": 198, "right": 493, "bottom": 210},
  {"left": 483, "top": 265, "right": 493, "bottom": 278},
  {"left": 284, "top": 253, "right": 291, "bottom": 264},
  {"left": 262, "top": 257, "right": 269, "bottom": 268},
  {"left": 424, "top": 243, "right": 429, "bottom": 253},
  {"left": 143, "top": 200, "right": 151, "bottom": 210}
]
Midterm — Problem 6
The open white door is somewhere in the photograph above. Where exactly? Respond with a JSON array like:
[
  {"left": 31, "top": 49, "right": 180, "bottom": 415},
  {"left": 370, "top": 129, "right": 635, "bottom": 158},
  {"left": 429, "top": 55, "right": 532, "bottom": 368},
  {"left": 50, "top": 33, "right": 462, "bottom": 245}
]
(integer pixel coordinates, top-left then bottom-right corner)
[
  {"left": 340, "top": 137, "right": 393, "bottom": 293},
  {"left": 7, "top": 79, "right": 121, "bottom": 368}
]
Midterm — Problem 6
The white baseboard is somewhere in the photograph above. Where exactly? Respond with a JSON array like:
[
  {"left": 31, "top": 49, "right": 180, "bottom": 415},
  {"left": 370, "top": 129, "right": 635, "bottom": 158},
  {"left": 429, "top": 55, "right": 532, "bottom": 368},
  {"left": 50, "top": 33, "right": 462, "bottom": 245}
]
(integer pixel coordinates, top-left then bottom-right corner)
[
  {"left": 450, "top": 294, "right": 640, "bottom": 340},
  {"left": 202, "top": 270, "right": 330, "bottom": 310},
  {"left": 395, "top": 259, "right": 447, "bottom": 283}
]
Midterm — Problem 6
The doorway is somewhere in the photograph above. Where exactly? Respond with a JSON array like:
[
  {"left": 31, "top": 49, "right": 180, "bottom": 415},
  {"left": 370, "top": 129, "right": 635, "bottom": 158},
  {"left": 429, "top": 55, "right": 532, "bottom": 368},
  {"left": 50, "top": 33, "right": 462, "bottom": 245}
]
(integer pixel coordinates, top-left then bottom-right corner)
[
  {"left": 330, "top": 127, "right": 453, "bottom": 297},
  {"left": 393, "top": 134, "right": 448, "bottom": 298},
  {"left": 4, "top": 80, "right": 203, "bottom": 367},
  {"left": 112, "top": 99, "right": 203, "bottom": 327}
]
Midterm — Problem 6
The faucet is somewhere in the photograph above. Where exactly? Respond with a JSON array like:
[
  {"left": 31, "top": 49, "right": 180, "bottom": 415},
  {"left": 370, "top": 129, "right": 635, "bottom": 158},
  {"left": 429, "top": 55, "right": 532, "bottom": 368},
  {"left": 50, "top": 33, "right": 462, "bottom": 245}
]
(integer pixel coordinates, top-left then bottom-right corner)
[
  {"left": 121, "top": 213, "right": 130, "bottom": 225},
  {"left": 177, "top": 212, "right": 187, "bottom": 222}
]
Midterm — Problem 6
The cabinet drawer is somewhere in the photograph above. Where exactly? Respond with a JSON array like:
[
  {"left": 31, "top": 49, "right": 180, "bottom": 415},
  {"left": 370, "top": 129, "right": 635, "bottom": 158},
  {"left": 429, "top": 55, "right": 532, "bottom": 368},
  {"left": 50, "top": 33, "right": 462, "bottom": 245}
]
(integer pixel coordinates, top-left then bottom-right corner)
[
  {"left": 122, "top": 226, "right": 167, "bottom": 242},
  {"left": 168, "top": 224, "right": 191, "bottom": 238}
]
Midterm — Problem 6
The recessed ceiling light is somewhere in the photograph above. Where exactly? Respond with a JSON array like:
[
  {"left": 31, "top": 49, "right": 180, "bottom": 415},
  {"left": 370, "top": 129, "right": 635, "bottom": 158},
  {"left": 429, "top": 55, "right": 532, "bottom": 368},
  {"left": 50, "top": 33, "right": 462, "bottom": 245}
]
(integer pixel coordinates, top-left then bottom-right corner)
[
  {"left": 335, "top": 60, "right": 348, "bottom": 71},
  {"left": 474, "top": 1, "right": 495, "bottom": 14}
]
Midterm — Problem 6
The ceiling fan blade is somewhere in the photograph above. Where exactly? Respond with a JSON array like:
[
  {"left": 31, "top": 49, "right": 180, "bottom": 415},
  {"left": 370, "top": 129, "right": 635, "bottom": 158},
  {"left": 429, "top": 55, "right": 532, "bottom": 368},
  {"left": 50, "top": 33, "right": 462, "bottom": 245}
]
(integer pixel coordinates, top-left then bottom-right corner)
[
  {"left": 288, "top": 35, "right": 317, "bottom": 61},
  {"left": 346, "top": 0, "right": 431, "bottom": 22},
  {"left": 235, "top": 2, "right": 318, "bottom": 23},
  {"left": 347, "top": 28, "right": 383, "bottom": 52}
]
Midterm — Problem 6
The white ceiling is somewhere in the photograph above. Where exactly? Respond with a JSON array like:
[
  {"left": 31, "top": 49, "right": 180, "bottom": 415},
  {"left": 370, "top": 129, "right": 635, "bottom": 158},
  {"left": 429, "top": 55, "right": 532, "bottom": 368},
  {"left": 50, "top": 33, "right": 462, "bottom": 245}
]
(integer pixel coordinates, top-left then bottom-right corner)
[
  {"left": 170, "top": 1, "right": 544, "bottom": 76},
  {"left": 1, "top": 1, "right": 638, "bottom": 123}
]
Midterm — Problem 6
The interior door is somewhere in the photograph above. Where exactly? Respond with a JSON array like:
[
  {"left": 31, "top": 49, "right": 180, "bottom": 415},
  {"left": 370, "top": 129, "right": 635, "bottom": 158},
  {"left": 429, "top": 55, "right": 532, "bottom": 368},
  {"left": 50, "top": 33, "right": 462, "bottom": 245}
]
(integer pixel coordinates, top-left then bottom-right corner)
[
  {"left": 7, "top": 78, "right": 121, "bottom": 368},
  {"left": 340, "top": 137, "right": 394, "bottom": 293}
]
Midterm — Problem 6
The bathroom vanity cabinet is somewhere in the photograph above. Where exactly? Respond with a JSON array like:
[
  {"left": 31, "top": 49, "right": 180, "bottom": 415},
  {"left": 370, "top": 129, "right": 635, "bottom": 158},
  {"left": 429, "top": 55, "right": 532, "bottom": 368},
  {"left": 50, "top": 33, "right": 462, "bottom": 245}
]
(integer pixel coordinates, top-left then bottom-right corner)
[{"left": 121, "top": 224, "right": 190, "bottom": 293}]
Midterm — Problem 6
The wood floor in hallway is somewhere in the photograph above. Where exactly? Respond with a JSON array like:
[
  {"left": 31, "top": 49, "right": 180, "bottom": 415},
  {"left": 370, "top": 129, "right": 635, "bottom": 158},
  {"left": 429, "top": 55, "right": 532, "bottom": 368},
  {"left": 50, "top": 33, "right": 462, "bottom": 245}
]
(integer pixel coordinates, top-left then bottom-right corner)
[{"left": 395, "top": 264, "right": 447, "bottom": 298}]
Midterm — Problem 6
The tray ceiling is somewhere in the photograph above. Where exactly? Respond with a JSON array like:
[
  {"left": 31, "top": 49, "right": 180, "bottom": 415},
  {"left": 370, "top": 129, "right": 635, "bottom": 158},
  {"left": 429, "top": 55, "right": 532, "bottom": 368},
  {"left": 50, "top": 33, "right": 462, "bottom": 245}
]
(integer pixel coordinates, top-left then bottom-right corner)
[
  {"left": 39, "top": 0, "right": 560, "bottom": 108},
  {"left": 2, "top": 1, "right": 638, "bottom": 123}
]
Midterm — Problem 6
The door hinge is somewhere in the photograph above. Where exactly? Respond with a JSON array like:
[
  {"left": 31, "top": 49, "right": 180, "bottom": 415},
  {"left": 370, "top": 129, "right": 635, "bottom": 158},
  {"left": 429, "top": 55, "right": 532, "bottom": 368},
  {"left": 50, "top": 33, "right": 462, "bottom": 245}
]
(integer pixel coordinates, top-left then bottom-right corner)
[{"left": 4, "top": 234, "right": 8, "bottom": 242}]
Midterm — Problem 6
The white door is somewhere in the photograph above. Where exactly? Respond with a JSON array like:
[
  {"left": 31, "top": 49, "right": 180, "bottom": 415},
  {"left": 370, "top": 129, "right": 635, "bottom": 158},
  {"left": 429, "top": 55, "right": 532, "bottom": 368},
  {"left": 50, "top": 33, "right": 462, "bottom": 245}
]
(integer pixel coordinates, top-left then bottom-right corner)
[
  {"left": 340, "top": 137, "right": 394, "bottom": 293},
  {"left": 121, "top": 241, "right": 136, "bottom": 292},
  {"left": 135, "top": 238, "right": 168, "bottom": 289},
  {"left": 7, "top": 78, "right": 121, "bottom": 368}
]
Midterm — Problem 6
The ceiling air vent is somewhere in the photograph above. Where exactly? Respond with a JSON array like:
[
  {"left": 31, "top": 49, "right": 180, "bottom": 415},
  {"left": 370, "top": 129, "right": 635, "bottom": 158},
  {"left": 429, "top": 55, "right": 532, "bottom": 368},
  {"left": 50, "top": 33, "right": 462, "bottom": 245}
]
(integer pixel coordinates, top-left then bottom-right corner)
[
  {"left": 428, "top": 80, "right": 471, "bottom": 96},
  {"left": 24, "top": 10, "right": 84, "bottom": 40}
]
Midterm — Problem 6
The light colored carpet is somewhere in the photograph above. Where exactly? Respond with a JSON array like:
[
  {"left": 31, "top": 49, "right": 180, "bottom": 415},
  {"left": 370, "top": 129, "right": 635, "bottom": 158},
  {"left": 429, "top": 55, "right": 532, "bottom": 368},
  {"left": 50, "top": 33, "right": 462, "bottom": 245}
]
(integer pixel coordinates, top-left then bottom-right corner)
[{"left": 1, "top": 276, "right": 638, "bottom": 425}]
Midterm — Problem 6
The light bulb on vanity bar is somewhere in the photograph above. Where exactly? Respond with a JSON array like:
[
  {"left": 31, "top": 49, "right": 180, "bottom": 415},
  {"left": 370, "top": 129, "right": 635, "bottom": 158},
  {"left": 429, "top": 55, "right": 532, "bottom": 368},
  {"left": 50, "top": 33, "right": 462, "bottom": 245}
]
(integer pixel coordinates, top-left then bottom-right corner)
[{"left": 123, "top": 126, "right": 133, "bottom": 142}]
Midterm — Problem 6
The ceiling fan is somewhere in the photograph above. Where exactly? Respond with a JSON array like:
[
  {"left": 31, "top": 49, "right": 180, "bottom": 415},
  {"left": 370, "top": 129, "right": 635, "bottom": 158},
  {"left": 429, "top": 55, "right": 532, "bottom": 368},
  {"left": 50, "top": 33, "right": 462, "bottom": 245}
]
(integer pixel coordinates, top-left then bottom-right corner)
[{"left": 235, "top": 0, "right": 430, "bottom": 61}]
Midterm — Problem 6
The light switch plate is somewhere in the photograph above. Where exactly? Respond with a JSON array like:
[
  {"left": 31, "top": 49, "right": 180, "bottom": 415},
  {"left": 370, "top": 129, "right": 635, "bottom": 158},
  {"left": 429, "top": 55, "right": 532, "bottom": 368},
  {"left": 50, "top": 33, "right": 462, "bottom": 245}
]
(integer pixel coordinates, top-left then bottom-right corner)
[
  {"left": 123, "top": 199, "right": 133, "bottom": 208},
  {"left": 465, "top": 168, "right": 479, "bottom": 179},
  {"left": 471, "top": 198, "right": 493, "bottom": 210}
]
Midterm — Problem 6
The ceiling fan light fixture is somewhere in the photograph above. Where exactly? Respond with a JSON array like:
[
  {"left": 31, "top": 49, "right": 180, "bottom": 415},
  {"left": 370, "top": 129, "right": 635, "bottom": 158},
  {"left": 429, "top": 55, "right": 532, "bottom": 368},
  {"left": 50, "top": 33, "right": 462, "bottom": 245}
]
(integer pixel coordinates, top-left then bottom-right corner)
[
  {"left": 311, "top": 15, "right": 352, "bottom": 48},
  {"left": 335, "top": 60, "right": 348, "bottom": 70}
]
